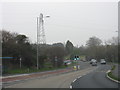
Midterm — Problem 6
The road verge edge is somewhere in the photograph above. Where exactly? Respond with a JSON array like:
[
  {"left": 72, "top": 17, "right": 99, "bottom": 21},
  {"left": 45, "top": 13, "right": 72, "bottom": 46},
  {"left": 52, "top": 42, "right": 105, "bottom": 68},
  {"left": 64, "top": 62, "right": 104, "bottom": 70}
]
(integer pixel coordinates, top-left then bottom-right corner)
[{"left": 106, "top": 70, "right": 120, "bottom": 83}]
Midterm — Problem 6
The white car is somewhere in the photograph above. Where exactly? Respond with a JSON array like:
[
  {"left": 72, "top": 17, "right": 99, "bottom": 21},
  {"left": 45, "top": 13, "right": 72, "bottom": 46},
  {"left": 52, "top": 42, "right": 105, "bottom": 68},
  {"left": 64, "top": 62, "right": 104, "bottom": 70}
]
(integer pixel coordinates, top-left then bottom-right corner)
[
  {"left": 100, "top": 59, "right": 106, "bottom": 64},
  {"left": 64, "top": 60, "right": 72, "bottom": 65},
  {"left": 92, "top": 61, "right": 97, "bottom": 66},
  {"left": 90, "top": 59, "right": 97, "bottom": 64}
]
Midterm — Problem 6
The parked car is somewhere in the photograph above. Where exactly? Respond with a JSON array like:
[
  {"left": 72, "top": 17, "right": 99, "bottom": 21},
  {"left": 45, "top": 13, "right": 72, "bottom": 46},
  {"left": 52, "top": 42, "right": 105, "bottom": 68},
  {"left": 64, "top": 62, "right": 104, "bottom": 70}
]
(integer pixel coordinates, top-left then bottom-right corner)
[
  {"left": 63, "top": 60, "right": 72, "bottom": 66},
  {"left": 100, "top": 59, "right": 106, "bottom": 64},
  {"left": 82, "top": 59, "right": 86, "bottom": 62}
]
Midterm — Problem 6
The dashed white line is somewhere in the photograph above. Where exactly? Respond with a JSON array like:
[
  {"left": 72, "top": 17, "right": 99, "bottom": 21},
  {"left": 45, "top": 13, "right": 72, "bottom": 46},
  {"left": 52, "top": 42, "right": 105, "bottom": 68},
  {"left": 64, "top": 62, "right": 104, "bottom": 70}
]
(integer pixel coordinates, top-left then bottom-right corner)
[
  {"left": 78, "top": 76, "right": 82, "bottom": 79},
  {"left": 70, "top": 85, "right": 72, "bottom": 89},
  {"left": 73, "top": 79, "right": 77, "bottom": 82},
  {"left": 83, "top": 74, "right": 86, "bottom": 76}
]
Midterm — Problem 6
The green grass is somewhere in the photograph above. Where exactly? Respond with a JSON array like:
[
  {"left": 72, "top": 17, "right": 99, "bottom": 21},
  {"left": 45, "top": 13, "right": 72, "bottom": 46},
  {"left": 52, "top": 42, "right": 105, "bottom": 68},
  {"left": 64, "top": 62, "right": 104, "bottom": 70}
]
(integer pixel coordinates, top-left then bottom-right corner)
[
  {"left": 3, "top": 60, "right": 75, "bottom": 75},
  {"left": 3, "top": 65, "right": 71, "bottom": 75},
  {"left": 111, "top": 62, "right": 120, "bottom": 65},
  {"left": 108, "top": 71, "right": 120, "bottom": 81},
  {"left": 107, "top": 65, "right": 120, "bottom": 81},
  {"left": 111, "top": 65, "right": 116, "bottom": 70}
]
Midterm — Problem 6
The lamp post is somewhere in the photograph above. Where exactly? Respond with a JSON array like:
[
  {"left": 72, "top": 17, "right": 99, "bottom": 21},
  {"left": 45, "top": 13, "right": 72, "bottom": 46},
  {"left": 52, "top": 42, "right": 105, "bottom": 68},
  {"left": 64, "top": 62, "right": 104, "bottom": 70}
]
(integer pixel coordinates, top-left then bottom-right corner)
[
  {"left": 37, "top": 13, "right": 50, "bottom": 70},
  {"left": 20, "top": 58, "right": 22, "bottom": 69}
]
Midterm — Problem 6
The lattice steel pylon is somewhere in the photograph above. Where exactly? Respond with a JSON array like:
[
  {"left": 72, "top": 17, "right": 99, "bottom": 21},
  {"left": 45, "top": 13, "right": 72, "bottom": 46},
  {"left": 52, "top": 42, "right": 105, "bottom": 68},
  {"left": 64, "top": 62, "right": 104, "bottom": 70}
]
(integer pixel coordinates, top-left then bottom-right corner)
[
  {"left": 37, "top": 13, "right": 46, "bottom": 45},
  {"left": 37, "top": 13, "right": 46, "bottom": 69}
]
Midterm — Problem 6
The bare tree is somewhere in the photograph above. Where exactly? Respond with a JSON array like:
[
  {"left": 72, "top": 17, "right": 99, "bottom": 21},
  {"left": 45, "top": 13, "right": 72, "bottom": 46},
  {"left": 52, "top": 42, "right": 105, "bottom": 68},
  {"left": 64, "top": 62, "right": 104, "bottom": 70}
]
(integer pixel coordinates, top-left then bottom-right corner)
[
  {"left": 86, "top": 36, "right": 102, "bottom": 61},
  {"left": 106, "top": 37, "right": 118, "bottom": 45},
  {"left": 86, "top": 36, "right": 102, "bottom": 47}
]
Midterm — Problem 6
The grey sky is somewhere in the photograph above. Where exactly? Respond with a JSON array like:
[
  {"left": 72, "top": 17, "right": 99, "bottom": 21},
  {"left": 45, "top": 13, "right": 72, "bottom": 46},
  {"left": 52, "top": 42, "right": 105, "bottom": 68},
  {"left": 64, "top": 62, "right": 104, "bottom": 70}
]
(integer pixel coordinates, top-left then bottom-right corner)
[{"left": 1, "top": 2, "right": 118, "bottom": 46}]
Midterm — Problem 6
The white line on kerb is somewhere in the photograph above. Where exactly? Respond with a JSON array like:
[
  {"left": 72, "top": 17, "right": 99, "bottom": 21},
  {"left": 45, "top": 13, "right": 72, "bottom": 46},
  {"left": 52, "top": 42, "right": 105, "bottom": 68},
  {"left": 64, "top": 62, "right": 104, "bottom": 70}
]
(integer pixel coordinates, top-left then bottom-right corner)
[
  {"left": 73, "top": 79, "right": 77, "bottom": 82},
  {"left": 70, "top": 85, "right": 72, "bottom": 89}
]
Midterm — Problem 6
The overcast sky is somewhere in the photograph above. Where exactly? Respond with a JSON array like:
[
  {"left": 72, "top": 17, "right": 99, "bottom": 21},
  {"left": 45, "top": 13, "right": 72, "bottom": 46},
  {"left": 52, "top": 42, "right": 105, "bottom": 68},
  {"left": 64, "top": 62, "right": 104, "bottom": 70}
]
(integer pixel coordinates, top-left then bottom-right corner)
[{"left": 1, "top": 1, "right": 118, "bottom": 46}]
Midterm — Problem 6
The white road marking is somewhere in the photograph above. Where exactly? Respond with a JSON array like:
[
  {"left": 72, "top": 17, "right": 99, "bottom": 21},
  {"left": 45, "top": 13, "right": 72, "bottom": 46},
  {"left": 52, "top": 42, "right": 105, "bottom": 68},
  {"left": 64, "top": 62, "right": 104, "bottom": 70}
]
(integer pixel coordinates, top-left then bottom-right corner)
[
  {"left": 78, "top": 76, "right": 82, "bottom": 78},
  {"left": 73, "top": 79, "right": 77, "bottom": 82},
  {"left": 70, "top": 85, "right": 72, "bottom": 89},
  {"left": 83, "top": 74, "right": 86, "bottom": 76},
  {"left": 106, "top": 70, "right": 120, "bottom": 83}
]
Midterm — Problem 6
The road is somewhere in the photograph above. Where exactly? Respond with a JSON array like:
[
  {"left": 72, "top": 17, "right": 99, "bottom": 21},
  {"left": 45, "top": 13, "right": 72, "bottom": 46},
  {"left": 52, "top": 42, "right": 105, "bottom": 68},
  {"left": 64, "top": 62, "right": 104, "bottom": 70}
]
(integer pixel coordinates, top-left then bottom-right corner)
[
  {"left": 71, "top": 64, "right": 119, "bottom": 88},
  {"left": 3, "top": 61, "right": 118, "bottom": 88}
]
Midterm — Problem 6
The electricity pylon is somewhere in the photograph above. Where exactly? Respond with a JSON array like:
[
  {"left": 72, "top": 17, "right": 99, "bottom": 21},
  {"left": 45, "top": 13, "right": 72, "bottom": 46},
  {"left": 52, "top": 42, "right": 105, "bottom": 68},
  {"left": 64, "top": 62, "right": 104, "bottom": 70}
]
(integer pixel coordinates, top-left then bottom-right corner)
[{"left": 37, "top": 13, "right": 49, "bottom": 69}]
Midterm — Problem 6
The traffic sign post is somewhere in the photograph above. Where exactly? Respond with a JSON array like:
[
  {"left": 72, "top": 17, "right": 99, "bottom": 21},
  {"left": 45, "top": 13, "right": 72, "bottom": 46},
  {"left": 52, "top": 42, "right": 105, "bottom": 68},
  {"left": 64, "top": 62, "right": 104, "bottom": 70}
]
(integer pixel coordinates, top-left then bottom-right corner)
[
  {"left": 73, "top": 66, "right": 77, "bottom": 70},
  {"left": 77, "top": 65, "right": 80, "bottom": 70}
]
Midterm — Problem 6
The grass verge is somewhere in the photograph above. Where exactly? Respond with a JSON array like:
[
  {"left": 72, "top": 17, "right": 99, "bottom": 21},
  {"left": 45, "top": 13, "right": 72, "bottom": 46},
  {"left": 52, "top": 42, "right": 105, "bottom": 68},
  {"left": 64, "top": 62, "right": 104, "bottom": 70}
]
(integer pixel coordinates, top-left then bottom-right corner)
[
  {"left": 107, "top": 65, "right": 120, "bottom": 82},
  {"left": 108, "top": 71, "right": 120, "bottom": 81},
  {"left": 111, "top": 65, "right": 115, "bottom": 70},
  {"left": 3, "top": 65, "right": 71, "bottom": 75}
]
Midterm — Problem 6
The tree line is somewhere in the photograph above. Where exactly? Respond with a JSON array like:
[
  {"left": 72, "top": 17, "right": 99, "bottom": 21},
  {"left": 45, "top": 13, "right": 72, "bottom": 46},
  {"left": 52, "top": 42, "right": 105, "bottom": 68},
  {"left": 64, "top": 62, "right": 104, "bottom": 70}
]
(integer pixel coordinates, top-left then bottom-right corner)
[
  {"left": 1, "top": 30, "right": 119, "bottom": 70},
  {"left": 1, "top": 30, "right": 73, "bottom": 70}
]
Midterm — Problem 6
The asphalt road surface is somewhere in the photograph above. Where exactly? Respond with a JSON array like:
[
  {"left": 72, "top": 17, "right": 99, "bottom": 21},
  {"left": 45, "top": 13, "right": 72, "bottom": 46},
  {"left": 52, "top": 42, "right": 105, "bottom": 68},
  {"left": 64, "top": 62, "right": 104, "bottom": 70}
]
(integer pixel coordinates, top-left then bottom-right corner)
[{"left": 71, "top": 64, "right": 119, "bottom": 88}]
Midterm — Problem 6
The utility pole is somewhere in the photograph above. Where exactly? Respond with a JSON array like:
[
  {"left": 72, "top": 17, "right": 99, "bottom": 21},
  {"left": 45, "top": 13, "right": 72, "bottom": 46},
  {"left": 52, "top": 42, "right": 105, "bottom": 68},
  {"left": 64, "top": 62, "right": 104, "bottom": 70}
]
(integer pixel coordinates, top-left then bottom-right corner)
[{"left": 37, "top": 13, "right": 50, "bottom": 70}]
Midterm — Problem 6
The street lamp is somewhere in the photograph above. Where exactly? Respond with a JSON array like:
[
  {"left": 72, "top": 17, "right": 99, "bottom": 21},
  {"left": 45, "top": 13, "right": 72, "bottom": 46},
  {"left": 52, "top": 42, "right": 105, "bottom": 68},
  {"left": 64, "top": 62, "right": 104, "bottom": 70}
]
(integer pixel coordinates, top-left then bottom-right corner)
[
  {"left": 37, "top": 13, "right": 50, "bottom": 70},
  {"left": 20, "top": 57, "right": 22, "bottom": 69}
]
